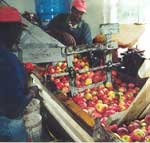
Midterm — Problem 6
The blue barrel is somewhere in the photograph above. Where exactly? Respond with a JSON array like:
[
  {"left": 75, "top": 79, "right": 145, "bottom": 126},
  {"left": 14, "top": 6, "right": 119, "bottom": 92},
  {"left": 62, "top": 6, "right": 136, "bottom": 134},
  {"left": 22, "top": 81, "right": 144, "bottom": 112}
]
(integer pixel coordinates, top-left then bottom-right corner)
[{"left": 35, "top": 0, "right": 70, "bottom": 22}]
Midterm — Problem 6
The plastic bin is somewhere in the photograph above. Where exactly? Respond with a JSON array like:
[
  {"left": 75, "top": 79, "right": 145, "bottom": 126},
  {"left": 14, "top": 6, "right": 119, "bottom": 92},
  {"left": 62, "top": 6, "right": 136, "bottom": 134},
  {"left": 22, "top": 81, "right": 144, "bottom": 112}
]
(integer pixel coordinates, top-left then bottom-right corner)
[{"left": 35, "top": 0, "right": 70, "bottom": 28}]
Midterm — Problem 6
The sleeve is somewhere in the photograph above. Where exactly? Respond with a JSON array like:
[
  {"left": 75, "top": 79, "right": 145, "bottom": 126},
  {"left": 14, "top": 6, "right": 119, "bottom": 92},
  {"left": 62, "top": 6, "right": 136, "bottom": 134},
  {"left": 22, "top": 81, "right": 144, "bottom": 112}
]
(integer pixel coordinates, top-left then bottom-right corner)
[
  {"left": 3, "top": 54, "right": 32, "bottom": 118},
  {"left": 81, "top": 22, "right": 92, "bottom": 44},
  {"left": 47, "top": 14, "right": 65, "bottom": 30}
]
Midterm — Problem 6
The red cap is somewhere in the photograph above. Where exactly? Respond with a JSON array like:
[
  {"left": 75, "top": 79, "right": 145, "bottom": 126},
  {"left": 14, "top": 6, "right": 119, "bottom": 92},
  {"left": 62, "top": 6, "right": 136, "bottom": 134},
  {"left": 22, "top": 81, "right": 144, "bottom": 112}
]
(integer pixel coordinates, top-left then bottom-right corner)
[
  {"left": 72, "top": 0, "right": 87, "bottom": 13},
  {"left": 0, "top": 6, "right": 22, "bottom": 23}
]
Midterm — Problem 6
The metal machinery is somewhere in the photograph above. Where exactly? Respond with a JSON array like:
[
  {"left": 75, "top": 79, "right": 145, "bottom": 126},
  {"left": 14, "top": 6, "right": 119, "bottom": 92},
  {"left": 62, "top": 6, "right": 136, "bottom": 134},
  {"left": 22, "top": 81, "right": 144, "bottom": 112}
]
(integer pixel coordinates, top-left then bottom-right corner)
[{"left": 17, "top": 19, "right": 122, "bottom": 141}]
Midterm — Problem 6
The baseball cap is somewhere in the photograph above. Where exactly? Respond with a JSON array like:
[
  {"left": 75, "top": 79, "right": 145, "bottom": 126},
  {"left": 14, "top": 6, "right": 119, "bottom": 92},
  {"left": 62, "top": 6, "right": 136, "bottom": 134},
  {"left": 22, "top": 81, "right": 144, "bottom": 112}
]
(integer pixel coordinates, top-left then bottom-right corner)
[
  {"left": 72, "top": 0, "right": 87, "bottom": 13},
  {"left": 0, "top": 6, "right": 25, "bottom": 25}
]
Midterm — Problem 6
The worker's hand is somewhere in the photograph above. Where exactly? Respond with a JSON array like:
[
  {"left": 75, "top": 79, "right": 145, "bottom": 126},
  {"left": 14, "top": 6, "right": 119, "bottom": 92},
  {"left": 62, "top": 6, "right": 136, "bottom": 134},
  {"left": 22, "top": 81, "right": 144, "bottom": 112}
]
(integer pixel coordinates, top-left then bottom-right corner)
[
  {"left": 61, "top": 32, "right": 76, "bottom": 47},
  {"left": 29, "top": 85, "right": 40, "bottom": 97}
]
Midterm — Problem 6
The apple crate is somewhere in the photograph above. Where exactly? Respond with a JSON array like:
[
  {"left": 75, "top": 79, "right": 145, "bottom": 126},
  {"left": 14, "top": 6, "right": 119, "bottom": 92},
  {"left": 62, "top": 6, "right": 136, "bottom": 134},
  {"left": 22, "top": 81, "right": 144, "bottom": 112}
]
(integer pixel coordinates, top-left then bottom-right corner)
[{"left": 108, "top": 74, "right": 149, "bottom": 126}]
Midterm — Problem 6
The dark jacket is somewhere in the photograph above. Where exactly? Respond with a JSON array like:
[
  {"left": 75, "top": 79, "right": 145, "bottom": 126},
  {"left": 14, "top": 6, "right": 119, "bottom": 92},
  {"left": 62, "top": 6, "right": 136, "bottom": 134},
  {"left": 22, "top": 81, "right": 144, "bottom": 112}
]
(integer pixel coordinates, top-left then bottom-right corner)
[
  {"left": 0, "top": 43, "right": 32, "bottom": 118},
  {"left": 47, "top": 13, "right": 92, "bottom": 45}
]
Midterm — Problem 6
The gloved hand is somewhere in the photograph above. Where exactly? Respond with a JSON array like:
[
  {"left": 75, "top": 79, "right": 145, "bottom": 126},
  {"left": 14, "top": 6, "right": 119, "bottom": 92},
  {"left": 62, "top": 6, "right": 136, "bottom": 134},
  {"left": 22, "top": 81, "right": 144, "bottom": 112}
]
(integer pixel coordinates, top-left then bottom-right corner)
[
  {"left": 28, "top": 85, "right": 40, "bottom": 97},
  {"left": 60, "top": 32, "right": 76, "bottom": 46}
]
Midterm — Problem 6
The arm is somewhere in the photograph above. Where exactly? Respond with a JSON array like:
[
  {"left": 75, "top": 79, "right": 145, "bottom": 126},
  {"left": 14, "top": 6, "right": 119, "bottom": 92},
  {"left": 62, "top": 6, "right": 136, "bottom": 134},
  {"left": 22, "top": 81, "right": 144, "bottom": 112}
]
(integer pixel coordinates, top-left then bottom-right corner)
[
  {"left": 46, "top": 14, "right": 76, "bottom": 46},
  {"left": 0, "top": 54, "right": 38, "bottom": 118}
]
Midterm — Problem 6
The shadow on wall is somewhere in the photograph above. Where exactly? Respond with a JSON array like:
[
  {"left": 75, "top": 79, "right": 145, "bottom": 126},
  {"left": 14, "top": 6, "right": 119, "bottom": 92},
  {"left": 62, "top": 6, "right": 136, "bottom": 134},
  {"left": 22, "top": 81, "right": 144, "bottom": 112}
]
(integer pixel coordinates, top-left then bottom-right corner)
[{"left": 83, "top": 0, "right": 104, "bottom": 38}]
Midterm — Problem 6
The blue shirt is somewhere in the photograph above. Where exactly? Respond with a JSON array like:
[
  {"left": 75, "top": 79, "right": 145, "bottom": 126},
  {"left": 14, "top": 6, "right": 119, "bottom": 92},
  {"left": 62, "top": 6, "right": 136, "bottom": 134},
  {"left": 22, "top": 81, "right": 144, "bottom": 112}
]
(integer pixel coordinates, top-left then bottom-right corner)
[
  {"left": 0, "top": 45, "right": 31, "bottom": 118},
  {"left": 47, "top": 13, "right": 92, "bottom": 45}
]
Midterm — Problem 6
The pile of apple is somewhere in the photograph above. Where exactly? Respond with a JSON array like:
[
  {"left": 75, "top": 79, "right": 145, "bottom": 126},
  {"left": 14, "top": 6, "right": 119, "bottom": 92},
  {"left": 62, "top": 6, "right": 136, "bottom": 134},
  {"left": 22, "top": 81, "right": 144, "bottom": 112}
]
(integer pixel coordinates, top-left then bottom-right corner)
[
  {"left": 106, "top": 114, "right": 150, "bottom": 142},
  {"left": 72, "top": 77, "right": 139, "bottom": 118},
  {"left": 26, "top": 54, "right": 106, "bottom": 94},
  {"left": 24, "top": 55, "right": 148, "bottom": 142}
]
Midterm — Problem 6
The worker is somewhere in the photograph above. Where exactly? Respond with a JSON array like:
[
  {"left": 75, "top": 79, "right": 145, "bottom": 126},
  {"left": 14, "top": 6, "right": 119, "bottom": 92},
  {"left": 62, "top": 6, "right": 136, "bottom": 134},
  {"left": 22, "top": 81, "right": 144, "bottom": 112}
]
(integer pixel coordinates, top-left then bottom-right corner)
[
  {"left": 0, "top": 6, "right": 39, "bottom": 141},
  {"left": 46, "top": 0, "right": 92, "bottom": 46}
]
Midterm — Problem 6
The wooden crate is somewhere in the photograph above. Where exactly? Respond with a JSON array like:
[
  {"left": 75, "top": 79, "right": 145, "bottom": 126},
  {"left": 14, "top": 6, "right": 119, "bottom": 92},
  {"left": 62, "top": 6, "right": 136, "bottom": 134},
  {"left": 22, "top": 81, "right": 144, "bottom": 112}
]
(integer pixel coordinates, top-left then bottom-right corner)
[{"left": 108, "top": 77, "right": 150, "bottom": 125}]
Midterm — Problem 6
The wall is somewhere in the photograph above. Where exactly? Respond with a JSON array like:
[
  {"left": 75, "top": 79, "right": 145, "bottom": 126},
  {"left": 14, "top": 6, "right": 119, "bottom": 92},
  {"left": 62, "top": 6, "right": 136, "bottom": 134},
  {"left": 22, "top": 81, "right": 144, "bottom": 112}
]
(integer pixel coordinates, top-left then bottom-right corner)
[
  {"left": 5, "top": 0, "right": 104, "bottom": 38},
  {"left": 83, "top": 0, "right": 105, "bottom": 38},
  {"left": 5, "top": 0, "right": 35, "bottom": 13}
]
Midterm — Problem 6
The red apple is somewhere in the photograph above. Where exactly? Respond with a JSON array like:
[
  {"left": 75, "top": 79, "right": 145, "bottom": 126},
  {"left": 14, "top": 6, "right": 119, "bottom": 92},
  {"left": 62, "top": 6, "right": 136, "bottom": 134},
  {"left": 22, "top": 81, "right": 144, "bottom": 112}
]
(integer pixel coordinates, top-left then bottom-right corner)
[
  {"left": 115, "top": 78, "right": 122, "bottom": 85},
  {"left": 117, "top": 127, "right": 129, "bottom": 136},
  {"left": 100, "top": 117, "right": 108, "bottom": 127},
  {"left": 92, "top": 96, "right": 98, "bottom": 103},
  {"left": 79, "top": 102, "right": 87, "bottom": 109},
  {"left": 103, "top": 87, "right": 109, "bottom": 94},
  {"left": 93, "top": 75, "right": 101, "bottom": 83},
  {"left": 144, "top": 114, "right": 150, "bottom": 125},
  {"left": 112, "top": 70, "right": 117, "bottom": 77},
  {"left": 128, "top": 122, "right": 140, "bottom": 133},
  {"left": 146, "top": 125, "right": 150, "bottom": 134},
  {"left": 87, "top": 100, "right": 95, "bottom": 107},
  {"left": 128, "top": 83, "right": 135, "bottom": 88},
  {"left": 118, "top": 86, "right": 127, "bottom": 93},
  {"left": 91, "top": 110, "right": 102, "bottom": 119},
  {"left": 107, "top": 124, "right": 118, "bottom": 132},
  {"left": 104, "top": 109, "right": 116, "bottom": 117}
]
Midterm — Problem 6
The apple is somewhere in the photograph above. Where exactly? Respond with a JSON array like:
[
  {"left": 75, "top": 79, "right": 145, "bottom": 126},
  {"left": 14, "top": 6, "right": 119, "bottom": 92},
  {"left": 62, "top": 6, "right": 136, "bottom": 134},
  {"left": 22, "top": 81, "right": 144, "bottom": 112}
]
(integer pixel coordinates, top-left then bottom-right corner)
[
  {"left": 85, "top": 78, "right": 92, "bottom": 86},
  {"left": 130, "top": 128, "right": 145, "bottom": 142},
  {"left": 84, "top": 88, "right": 91, "bottom": 94},
  {"left": 79, "top": 102, "right": 87, "bottom": 109},
  {"left": 128, "top": 83, "right": 135, "bottom": 88},
  {"left": 144, "top": 135, "right": 150, "bottom": 142},
  {"left": 120, "top": 135, "right": 132, "bottom": 142},
  {"left": 103, "top": 87, "right": 109, "bottom": 94},
  {"left": 120, "top": 82, "right": 127, "bottom": 87},
  {"left": 84, "top": 93, "right": 93, "bottom": 100},
  {"left": 127, "top": 122, "right": 140, "bottom": 133},
  {"left": 108, "top": 104, "right": 120, "bottom": 112},
  {"left": 118, "top": 87, "right": 127, "bottom": 93},
  {"left": 72, "top": 94, "right": 85, "bottom": 104},
  {"left": 55, "top": 66, "right": 62, "bottom": 73},
  {"left": 83, "top": 65, "right": 89, "bottom": 70},
  {"left": 87, "top": 107, "right": 95, "bottom": 115},
  {"left": 91, "top": 110, "right": 102, "bottom": 119},
  {"left": 107, "top": 124, "right": 118, "bottom": 132},
  {"left": 61, "top": 62, "right": 67, "bottom": 69},
  {"left": 61, "top": 86, "right": 70, "bottom": 93},
  {"left": 92, "top": 96, "right": 98, "bottom": 103},
  {"left": 104, "top": 109, "right": 116, "bottom": 117},
  {"left": 146, "top": 125, "right": 150, "bottom": 134},
  {"left": 87, "top": 100, "right": 95, "bottom": 107},
  {"left": 91, "top": 90, "right": 98, "bottom": 96},
  {"left": 105, "top": 81, "right": 113, "bottom": 90},
  {"left": 75, "top": 80, "right": 82, "bottom": 88},
  {"left": 87, "top": 71, "right": 94, "bottom": 78},
  {"left": 115, "top": 78, "right": 122, "bottom": 85},
  {"left": 107, "top": 91, "right": 115, "bottom": 100},
  {"left": 112, "top": 70, "right": 117, "bottom": 77},
  {"left": 56, "top": 82, "right": 63, "bottom": 89},
  {"left": 47, "top": 65, "right": 55, "bottom": 74},
  {"left": 100, "top": 117, "right": 108, "bottom": 127},
  {"left": 95, "top": 102, "right": 108, "bottom": 113},
  {"left": 117, "top": 127, "right": 129, "bottom": 136},
  {"left": 93, "top": 75, "right": 101, "bottom": 83},
  {"left": 144, "top": 114, "right": 150, "bottom": 125}
]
